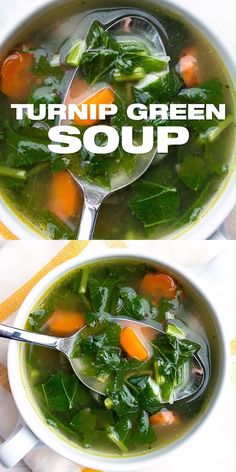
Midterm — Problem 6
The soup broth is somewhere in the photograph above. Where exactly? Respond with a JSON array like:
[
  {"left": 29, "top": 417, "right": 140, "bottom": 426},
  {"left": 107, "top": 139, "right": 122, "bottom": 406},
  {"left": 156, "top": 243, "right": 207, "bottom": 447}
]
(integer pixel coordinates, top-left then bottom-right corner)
[
  {"left": 24, "top": 260, "right": 219, "bottom": 456},
  {"left": 0, "top": 1, "right": 235, "bottom": 239}
]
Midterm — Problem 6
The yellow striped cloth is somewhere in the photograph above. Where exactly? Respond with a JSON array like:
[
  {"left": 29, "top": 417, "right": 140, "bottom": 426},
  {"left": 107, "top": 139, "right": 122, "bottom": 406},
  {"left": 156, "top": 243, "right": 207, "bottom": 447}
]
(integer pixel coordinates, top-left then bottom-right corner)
[
  {"left": 0, "top": 240, "right": 128, "bottom": 472},
  {"left": 0, "top": 222, "right": 18, "bottom": 240},
  {"left": 0, "top": 239, "right": 126, "bottom": 388},
  {"left": 0, "top": 241, "right": 90, "bottom": 472}
]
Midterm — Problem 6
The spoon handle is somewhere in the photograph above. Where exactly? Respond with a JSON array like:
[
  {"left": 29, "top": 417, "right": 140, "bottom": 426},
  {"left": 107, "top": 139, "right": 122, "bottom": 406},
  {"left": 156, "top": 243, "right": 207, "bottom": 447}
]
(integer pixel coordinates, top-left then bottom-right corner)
[
  {"left": 0, "top": 324, "right": 60, "bottom": 350},
  {"left": 77, "top": 201, "right": 101, "bottom": 240},
  {"left": 77, "top": 186, "right": 107, "bottom": 240}
]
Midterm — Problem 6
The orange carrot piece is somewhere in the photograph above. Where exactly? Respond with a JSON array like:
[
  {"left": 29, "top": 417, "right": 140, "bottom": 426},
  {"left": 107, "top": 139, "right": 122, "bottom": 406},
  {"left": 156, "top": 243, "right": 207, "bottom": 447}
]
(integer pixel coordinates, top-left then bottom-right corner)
[
  {"left": 47, "top": 170, "right": 83, "bottom": 222},
  {"left": 150, "top": 410, "right": 181, "bottom": 426},
  {"left": 139, "top": 273, "right": 177, "bottom": 302},
  {"left": 179, "top": 47, "right": 199, "bottom": 88},
  {"left": 120, "top": 326, "right": 149, "bottom": 361},
  {"left": 0, "top": 51, "right": 33, "bottom": 100},
  {"left": 47, "top": 309, "right": 86, "bottom": 336},
  {"left": 74, "top": 87, "right": 115, "bottom": 127}
]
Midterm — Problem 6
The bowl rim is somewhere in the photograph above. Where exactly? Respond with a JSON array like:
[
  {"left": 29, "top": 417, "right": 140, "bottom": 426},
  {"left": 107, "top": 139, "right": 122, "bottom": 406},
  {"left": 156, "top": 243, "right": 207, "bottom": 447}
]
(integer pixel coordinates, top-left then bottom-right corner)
[
  {"left": 8, "top": 248, "right": 227, "bottom": 470},
  {"left": 0, "top": 0, "right": 235, "bottom": 240}
]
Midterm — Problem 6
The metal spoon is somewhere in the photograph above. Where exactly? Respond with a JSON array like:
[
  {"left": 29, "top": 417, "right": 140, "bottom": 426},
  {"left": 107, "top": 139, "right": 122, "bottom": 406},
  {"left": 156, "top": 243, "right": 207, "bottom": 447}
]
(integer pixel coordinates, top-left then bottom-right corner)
[
  {"left": 0, "top": 317, "right": 207, "bottom": 403},
  {"left": 58, "top": 13, "right": 169, "bottom": 239}
]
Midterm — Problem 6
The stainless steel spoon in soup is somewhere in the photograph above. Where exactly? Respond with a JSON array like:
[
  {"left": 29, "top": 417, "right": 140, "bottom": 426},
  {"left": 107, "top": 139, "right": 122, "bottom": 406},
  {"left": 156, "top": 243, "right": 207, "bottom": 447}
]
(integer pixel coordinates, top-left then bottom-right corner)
[
  {"left": 58, "top": 13, "right": 169, "bottom": 239},
  {"left": 0, "top": 317, "right": 208, "bottom": 403}
]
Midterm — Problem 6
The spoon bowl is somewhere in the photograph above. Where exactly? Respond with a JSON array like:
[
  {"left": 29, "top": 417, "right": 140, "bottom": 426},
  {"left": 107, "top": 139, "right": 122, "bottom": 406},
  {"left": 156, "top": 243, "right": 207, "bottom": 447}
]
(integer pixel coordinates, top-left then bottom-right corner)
[
  {"left": 58, "top": 12, "right": 169, "bottom": 239},
  {"left": 0, "top": 317, "right": 207, "bottom": 403}
]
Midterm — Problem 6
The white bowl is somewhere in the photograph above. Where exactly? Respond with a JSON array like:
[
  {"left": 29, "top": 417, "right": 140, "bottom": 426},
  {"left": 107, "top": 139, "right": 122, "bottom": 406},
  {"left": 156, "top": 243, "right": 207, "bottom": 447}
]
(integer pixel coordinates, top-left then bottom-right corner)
[{"left": 2, "top": 249, "right": 226, "bottom": 470}]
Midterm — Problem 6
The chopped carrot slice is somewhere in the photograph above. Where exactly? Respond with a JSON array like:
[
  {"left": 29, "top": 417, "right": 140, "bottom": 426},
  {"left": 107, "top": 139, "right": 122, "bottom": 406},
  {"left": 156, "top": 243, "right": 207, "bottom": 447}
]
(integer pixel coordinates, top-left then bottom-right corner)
[
  {"left": 47, "top": 309, "right": 86, "bottom": 336},
  {"left": 120, "top": 326, "right": 149, "bottom": 361},
  {"left": 139, "top": 273, "right": 177, "bottom": 302},
  {"left": 150, "top": 409, "right": 181, "bottom": 426},
  {"left": 74, "top": 87, "right": 115, "bottom": 127},
  {"left": 0, "top": 51, "right": 33, "bottom": 100},
  {"left": 179, "top": 47, "right": 199, "bottom": 88},
  {"left": 47, "top": 170, "right": 83, "bottom": 222}
]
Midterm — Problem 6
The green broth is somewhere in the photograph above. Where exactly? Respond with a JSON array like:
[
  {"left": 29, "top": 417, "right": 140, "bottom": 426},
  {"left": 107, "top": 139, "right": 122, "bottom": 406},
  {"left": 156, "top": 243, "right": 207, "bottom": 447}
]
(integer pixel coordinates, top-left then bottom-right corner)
[
  {"left": 24, "top": 260, "right": 219, "bottom": 456},
  {"left": 0, "top": 1, "right": 235, "bottom": 239}
]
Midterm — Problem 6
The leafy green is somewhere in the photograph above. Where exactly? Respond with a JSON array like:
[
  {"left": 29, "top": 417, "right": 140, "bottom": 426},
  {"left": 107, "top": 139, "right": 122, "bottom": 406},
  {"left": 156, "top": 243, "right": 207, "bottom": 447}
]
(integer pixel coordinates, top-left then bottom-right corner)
[
  {"left": 1, "top": 118, "right": 56, "bottom": 169},
  {"left": 80, "top": 21, "right": 168, "bottom": 85},
  {"left": 152, "top": 335, "right": 200, "bottom": 367},
  {"left": 77, "top": 131, "right": 136, "bottom": 188},
  {"left": 179, "top": 182, "right": 212, "bottom": 224},
  {"left": 86, "top": 21, "right": 119, "bottom": 51},
  {"left": 179, "top": 157, "right": 207, "bottom": 191},
  {"left": 115, "top": 53, "right": 168, "bottom": 76},
  {"left": 78, "top": 321, "right": 121, "bottom": 355},
  {"left": 129, "top": 180, "right": 180, "bottom": 228},
  {"left": 117, "top": 41, "right": 147, "bottom": 54},
  {"left": 45, "top": 412, "right": 79, "bottom": 439},
  {"left": 105, "top": 383, "right": 139, "bottom": 415},
  {"left": 113, "top": 66, "right": 145, "bottom": 82},
  {"left": 71, "top": 410, "right": 97, "bottom": 432},
  {"left": 75, "top": 320, "right": 150, "bottom": 379},
  {"left": 88, "top": 276, "right": 118, "bottom": 314},
  {"left": 107, "top": 417, "right": 132, "bottom": 453},
  {"left": 41, "top": 372, "right": 82, "bottom": 412},
  {"left": 96, "top": 346, "right": 122, "bottom": 370},
  {"left": 127, "top": 375, "right": 162, "bottom": 413},
  {"left": 27, "top": 47, "right": 63, "bottom": 80},
  {"left": 27, "top": 308, "right": 52, "bottom": 331},
  {"left": 34, "top": 209, "right": 75, "bottom": 240},
  {"left": 165, "top": 323, "right": 185, "bottom": 339},
  {"left": 7, "top": 138, "right": 54, "bottom": 168},
  {"left": 133, "top": 69, "right": 183, "bottom": 104},
  {"left": 29, "top": 76, "right": 61, "bottom": 111},
  {"left": 151, "top": 335, "right": 200, "bottom": 402},
  {"left": 80, "top": 21, "right": 119, "bottom": 84},
  {"left": 140, "top": 55, "right": 169, "bottom": 73},
  {"left": 198, "top": 114, "right": 234, "bottom": 143},
  {"left": 178, "top": 79, "right": 223, "bottom": 105},
  {"left": 118, "top": 287, "right": 157, "bottom": 320},
  {"left": 0, "top": 166, "right": 27, "bottom": 180},
  {"left": 66, "top": 40, "right": 86, "bottom": 67},
  {"left": 134, "top": 411, "right": 156, "bottom": 444},
  {"left": 80, "top": 49, "right": 119, "bottom": 85},
  {"left": 157, "top": 297, "right": 180, "bottom": 322}
]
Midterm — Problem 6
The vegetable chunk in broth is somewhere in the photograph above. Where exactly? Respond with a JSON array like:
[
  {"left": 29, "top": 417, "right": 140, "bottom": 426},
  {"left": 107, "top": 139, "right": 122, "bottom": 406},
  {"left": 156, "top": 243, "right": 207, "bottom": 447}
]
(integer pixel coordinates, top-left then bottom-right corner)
[
  {"left": 24, "top": 260, "right": 219, "bottom": 456},
  {"left": 0, "top": 2, "right": 234, "bottom": 239}
]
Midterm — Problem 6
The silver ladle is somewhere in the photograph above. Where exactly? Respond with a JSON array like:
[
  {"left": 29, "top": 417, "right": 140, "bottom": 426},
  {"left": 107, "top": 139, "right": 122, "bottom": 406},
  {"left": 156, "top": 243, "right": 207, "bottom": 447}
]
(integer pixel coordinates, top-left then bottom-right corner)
[
  {"left": 0, "top": 317, "right": 207, "bottom": 403},
  {"left": 58, "top": 13, "right": 169, "bottom": 239}
]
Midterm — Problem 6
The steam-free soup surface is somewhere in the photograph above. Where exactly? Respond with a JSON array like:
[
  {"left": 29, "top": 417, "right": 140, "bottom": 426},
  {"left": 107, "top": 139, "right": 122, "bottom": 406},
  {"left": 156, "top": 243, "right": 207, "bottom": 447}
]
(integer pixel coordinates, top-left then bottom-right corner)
[
  {"left": 0, "top": 1, "right": 235, "bottom": 239},
  {"left": 25, "top": 260, "right": 215, "bottom": 455}
]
